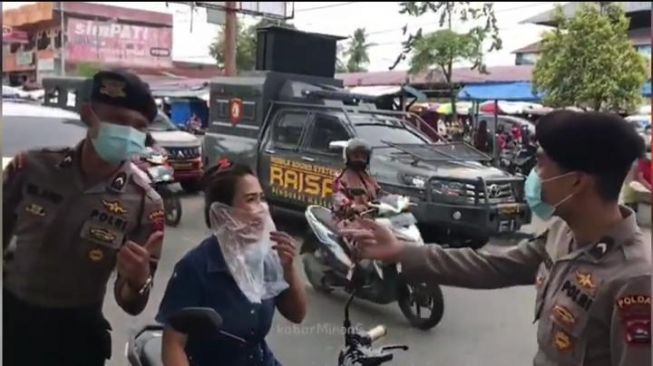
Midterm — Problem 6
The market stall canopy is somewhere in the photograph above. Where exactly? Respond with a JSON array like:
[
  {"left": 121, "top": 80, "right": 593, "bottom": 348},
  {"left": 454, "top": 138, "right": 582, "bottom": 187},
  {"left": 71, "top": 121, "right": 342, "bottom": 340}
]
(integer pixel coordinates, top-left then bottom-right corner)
[
  {"left": 479, "top": 101, "right": 544, "bottom": 114},
  {"left": 458, "top": 81, "right": 543, "bottom": 102},
  {"left": 460, "top": 80, "right": 651, "bottom": 101},
  {"left": 435, "top": 102, "right": 473, "bottom": 115}
]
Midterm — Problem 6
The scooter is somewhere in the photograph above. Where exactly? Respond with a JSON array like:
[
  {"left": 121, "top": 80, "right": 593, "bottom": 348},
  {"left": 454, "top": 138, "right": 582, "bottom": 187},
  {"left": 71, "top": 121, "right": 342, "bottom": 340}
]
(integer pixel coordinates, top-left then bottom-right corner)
[
  {"left": 140, "top": 148, "right": 183, "bottom": 227},
  {"left": 126, "top": 265, "right": 408, "bottom": 366},
  {"left": 302, "top": 193, "right": 444, "bottom": 330}
]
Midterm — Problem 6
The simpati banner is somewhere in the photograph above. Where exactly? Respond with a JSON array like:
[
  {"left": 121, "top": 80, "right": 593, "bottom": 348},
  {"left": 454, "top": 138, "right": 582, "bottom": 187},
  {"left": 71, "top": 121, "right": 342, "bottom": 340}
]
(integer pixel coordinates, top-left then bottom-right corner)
[{"left": 66, "top": 18, "right": 173, "bottom": 68}]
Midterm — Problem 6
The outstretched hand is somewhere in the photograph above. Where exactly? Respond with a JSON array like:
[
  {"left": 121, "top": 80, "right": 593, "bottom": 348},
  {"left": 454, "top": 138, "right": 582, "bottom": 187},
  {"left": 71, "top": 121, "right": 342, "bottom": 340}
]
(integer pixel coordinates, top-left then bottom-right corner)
[{"left": 339, "top": 219, "right": 405, "bottom": 263}]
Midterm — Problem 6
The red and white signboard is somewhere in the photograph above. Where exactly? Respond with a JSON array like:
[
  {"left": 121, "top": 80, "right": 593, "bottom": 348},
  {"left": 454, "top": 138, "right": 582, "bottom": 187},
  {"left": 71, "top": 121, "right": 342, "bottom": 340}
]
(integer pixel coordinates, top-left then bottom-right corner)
[
  {"left": 66, "top": 18, "right": 173, "bottom": 68},
  {"left": 2, "top": 26, "right": 29, "bottom": 44}
]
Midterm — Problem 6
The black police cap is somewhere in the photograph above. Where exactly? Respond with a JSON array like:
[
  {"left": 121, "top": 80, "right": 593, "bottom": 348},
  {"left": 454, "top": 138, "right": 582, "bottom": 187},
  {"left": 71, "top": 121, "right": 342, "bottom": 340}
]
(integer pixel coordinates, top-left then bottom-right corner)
[
  {"left": 90, "top": 69, "right": 157, "bottom": 123},
  {"left": 536, "top": 110, "right": 645, "bottom": 174}
]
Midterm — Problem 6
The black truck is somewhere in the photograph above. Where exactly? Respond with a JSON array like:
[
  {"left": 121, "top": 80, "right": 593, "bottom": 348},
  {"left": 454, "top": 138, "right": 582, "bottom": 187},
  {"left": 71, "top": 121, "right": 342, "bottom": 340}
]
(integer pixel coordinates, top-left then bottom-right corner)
[{"left": 202, "top": 26, "right": 530, "bottom": 248}]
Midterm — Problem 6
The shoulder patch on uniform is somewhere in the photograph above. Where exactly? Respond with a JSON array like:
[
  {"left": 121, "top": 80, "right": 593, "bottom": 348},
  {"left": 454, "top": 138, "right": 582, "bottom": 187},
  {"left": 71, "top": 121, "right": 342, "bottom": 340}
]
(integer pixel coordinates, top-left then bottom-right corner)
[
  {"left": 110, "top": 172, "right": 128, "bottom": 191},
  {"left": 617, "top": 295, "right": 651, "bottom": 345},
  {"left": 128, "top": 162, "right": 152, "bottom": 188}
]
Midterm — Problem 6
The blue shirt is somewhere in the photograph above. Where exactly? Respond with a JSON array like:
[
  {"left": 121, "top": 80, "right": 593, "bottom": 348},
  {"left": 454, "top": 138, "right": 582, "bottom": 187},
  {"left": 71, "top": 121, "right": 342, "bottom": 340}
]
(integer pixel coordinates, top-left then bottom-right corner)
[{"left": 156, "top": 236, "right": 282, "bottom": 366}]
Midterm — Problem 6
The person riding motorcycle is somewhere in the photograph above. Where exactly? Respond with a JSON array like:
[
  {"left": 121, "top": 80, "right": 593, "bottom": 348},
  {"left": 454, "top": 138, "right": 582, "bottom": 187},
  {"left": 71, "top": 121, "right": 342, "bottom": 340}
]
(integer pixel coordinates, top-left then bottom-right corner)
[{"left": 333, "top": 139, "right": 385, "bottom": 222}]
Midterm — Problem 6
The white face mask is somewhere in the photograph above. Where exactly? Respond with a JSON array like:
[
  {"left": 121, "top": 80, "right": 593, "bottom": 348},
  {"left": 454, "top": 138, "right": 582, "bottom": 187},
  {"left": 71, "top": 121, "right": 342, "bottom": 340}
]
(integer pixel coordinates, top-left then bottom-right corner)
[{"left": 209, "top": 202, "right": 288, "bottom": 303}]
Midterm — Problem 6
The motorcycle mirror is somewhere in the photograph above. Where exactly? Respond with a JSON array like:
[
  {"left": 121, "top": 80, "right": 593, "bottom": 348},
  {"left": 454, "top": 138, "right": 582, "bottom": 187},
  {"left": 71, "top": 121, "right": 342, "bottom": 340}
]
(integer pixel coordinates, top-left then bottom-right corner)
[{"left": 168, "top": 307, "right": 223, "bottom": 338}]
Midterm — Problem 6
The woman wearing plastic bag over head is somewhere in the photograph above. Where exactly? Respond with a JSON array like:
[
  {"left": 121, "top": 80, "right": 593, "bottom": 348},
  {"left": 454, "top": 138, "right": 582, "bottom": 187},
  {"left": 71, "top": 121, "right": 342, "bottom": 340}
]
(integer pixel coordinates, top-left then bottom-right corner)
[{"left": 156, "top": 160, "right": 307, "bottom": 366}]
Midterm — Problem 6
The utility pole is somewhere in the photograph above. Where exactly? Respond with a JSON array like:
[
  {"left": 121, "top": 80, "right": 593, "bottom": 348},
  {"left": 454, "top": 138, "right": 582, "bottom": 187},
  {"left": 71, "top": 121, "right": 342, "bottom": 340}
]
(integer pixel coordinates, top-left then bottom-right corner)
[
  {"left": 60, "top": 1, "right": 66, "bottom": 76},
  {"left": 224, "top": 1, "right": 237, "bottom": 76}
]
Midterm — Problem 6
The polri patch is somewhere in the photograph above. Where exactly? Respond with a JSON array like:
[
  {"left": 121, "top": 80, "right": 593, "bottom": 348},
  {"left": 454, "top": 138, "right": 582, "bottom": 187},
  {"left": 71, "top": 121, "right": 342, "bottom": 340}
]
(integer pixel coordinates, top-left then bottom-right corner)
[{"left": 617, "top": 295, "right": 651, "bottom": 345}]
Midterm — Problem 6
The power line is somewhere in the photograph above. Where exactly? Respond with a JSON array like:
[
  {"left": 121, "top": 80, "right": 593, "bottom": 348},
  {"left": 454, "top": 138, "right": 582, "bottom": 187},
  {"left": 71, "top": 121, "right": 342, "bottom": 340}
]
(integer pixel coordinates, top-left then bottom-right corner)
[{"left": 296, "top": 2, "right": 357, "bottom": 13}]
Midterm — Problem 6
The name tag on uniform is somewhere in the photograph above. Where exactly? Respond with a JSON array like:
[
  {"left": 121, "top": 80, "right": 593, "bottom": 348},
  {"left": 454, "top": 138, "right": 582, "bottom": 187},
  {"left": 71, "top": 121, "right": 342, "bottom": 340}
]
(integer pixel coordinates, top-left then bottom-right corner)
[{"left": 80, "top": 220, "right": 125, "bottom": 250}]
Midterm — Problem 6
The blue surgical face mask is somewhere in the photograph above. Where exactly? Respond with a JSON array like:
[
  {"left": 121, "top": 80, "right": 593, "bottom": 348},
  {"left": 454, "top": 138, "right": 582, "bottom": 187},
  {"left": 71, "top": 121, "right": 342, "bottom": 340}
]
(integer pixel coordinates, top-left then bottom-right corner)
[
  {"left": 91, "top": 122, "right": 146, "bottom": 165},
  {"left": 525, "top": 169, "right": 576, "bottom": 220}
]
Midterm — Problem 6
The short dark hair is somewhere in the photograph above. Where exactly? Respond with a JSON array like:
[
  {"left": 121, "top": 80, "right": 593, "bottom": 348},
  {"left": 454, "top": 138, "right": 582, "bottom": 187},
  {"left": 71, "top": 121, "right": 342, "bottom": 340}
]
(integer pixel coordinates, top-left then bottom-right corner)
[
  {"left": 202, "top": 162, "right": 255, "bottom": 228},
  {"left": 537, "top": 110, "right": 645, "bottom": 202}
]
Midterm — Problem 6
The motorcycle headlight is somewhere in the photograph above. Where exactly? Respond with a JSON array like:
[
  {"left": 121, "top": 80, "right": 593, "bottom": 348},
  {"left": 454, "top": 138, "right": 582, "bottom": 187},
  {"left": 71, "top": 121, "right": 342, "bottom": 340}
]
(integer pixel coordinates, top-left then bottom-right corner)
[{"left": 402, "top": 174, "right": 427, "bottom": 189}]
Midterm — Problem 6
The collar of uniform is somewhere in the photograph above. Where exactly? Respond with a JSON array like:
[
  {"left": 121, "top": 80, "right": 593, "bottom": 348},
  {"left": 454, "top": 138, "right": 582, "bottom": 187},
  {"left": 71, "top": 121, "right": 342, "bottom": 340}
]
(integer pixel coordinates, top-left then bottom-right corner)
[
  {"left": 205, "top": 236, "right": 229, "bottom": 273},
  {"left": 572, "top": 206, "right": 639, "bottom": 263}
]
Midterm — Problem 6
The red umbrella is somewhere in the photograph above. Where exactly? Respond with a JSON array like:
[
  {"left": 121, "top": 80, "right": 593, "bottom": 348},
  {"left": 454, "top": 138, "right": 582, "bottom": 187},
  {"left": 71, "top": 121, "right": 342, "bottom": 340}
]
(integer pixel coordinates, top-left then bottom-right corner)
[{"left": 479, "top": 101, "right": 503, "bottom": 114}]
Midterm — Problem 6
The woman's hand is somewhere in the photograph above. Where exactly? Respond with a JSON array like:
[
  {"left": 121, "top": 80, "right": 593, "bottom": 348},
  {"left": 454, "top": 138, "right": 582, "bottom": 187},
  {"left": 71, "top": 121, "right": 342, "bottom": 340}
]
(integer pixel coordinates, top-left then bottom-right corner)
[{"left": 270, "top": 231, "right": 297, "bottom": 270}]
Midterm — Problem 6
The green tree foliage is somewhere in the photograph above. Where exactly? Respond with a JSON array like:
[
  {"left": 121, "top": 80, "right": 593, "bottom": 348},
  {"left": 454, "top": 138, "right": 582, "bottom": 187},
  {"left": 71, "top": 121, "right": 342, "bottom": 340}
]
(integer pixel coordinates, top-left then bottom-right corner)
[
  {"left": 335, "top": 43, "right": 347, "bottom": 73},
  {"left": 396, "top": 2, "right": 502, "bottom": 119},
  {"left": 344, "top": 28, "right": 375, "bottom": 72},
  {"left": 209, "top": 19, "right": 295, "bottom": 72},
  {"left": 532, "top": 3, "right": 647, "bottom": 112}
]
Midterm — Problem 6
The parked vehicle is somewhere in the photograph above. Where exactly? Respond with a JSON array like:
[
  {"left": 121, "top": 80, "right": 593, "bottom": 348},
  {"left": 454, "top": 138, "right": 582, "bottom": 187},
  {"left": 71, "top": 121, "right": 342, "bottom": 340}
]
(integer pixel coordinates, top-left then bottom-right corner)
[
  {"left": 3, "top": 101, "right": 87, "bottom": 170},
  {"left": 139, "top": 148, "right": 183, "bottom": 227},
  {"left": 149, "top": 112, "right": 204, "bottom": 193},
  {"left": 303, "top": 194, "right": 444, "bottom": 330},
  {"left": 126, "top": 295, "right": 407, "bottom": 366},
  {"left": 202, "top": 75, "right": 530, "bottom": 248}
]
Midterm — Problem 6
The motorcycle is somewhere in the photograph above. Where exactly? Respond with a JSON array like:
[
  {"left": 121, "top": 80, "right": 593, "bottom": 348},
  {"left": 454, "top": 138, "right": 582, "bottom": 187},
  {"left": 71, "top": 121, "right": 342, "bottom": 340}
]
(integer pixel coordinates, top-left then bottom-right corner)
[
  {"left": 126, "top": 265, "right": 408, "bottom": 366},
  {"left": 140, "top": 148, "right": 183, "bottom": 227},
  {"left": 498, "top": 143, "right": 536, "bottom": 176},
  {"left": 302, "top": 193, "right": 445, "bottom": 330}
]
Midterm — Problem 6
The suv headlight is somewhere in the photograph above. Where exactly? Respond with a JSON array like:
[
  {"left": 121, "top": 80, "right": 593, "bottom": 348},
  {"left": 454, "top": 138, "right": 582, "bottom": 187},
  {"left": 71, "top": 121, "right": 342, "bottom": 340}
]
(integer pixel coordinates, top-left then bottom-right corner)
[{"left": 402, "top": 174, "right": 427, "bottom": 189}]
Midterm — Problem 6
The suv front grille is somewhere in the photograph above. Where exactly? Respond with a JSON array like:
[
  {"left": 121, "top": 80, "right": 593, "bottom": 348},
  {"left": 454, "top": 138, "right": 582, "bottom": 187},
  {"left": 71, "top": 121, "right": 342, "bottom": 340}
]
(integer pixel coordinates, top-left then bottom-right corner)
[
  {"left": 430, "top": 179, "right": 520, "bottom": 204},
  {"left": 166, "top": 147, "right": 200, "bottom": 160},
  {"left": 478, "top": 183, "right": 516, "bottom": 204}
]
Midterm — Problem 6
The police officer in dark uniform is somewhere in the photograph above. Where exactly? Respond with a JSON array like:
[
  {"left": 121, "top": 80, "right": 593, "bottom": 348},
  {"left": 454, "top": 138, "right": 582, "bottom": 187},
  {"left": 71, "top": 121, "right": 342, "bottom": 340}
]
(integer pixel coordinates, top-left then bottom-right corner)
[
  {"left": 3, "top": 70, "right": 165, "bottom": 366},
  {"left": 344, "top": 110, "right": 652, "bottom": 366}
]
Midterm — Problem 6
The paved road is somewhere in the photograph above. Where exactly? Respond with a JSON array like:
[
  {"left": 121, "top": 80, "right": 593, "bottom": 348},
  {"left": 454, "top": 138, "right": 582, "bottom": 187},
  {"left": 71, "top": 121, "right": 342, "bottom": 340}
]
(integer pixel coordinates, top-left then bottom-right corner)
[
  {"left": 105, "top": 195, "right": 540, "bottom": 366},
  {"left": 103, "top": 195, "right": 650, "bottom": 366}
]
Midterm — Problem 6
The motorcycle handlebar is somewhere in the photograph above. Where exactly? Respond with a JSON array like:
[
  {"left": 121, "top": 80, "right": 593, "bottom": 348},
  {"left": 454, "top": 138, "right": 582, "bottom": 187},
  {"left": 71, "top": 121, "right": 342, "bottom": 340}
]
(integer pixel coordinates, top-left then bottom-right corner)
[{"left": 366, "top": 325, "right": 387, "bottom": 343}]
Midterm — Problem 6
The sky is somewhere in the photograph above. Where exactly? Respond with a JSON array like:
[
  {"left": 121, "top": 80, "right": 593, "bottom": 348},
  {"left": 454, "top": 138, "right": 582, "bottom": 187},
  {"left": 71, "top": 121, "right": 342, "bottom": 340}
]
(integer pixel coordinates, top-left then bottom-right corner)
[{"left": 3, "top": 1, "right": 560, "bottom": 71}]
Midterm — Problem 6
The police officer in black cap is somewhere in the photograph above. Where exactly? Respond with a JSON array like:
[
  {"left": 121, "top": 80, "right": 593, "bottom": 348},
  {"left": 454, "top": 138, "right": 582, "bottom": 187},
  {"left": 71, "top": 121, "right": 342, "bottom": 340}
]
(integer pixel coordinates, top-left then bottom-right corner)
[
  {"left": 3, "top": 69, "right": 165, "bottom": 366},
  {"left": 344, "top": 110, "right": 651, "bottom": 365}
]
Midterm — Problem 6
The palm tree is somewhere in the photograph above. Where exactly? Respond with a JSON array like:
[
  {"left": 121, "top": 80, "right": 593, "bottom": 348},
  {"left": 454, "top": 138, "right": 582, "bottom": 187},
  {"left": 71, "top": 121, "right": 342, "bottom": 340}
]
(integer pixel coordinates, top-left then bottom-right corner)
[{"left": 345, "top": 28, "right": 375, "bottom": 72}]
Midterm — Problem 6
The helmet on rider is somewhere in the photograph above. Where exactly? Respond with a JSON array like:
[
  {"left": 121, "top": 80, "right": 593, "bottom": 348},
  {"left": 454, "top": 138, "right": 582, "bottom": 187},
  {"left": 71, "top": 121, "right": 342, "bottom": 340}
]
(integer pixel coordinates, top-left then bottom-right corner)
[{"left": 343, "top": 138, "right": 371, "bottom": 171}]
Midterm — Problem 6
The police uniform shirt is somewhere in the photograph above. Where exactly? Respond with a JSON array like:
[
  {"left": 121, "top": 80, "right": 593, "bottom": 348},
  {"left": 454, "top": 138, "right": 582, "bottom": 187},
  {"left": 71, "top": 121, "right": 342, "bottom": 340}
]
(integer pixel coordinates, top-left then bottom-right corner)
[
  {"left": 3, "top": 144, "right": 164, "bottom": 308},
  {"left": 399, "top": 208, "right": 651, "bottom": 366}
]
